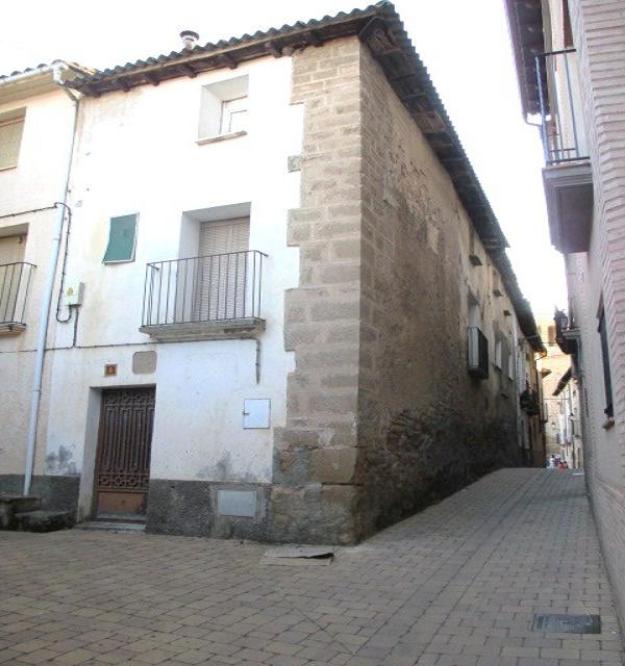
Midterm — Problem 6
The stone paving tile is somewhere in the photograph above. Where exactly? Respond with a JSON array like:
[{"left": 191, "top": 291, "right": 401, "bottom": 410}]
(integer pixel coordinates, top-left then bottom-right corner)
[{"left": 1, "top": 470, "right": 624, "bottom": 665}]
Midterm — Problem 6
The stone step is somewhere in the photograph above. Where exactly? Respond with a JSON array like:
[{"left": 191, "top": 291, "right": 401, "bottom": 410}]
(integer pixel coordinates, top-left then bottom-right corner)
[
  {"left": 0, "top": 494, "right": 41, "bottom": 529},
  {"left": 74, "top": 521, "right": 145, "bottom": 534},
  {"left": 13, "top": 510, "right": 75, "bottom": 533}
]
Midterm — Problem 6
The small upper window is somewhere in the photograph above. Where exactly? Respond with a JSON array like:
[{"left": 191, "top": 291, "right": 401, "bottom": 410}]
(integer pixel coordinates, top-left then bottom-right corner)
[
  {"left": 0, "top": 108, "right": 26, "bottom": 171},
  {"left": 199, "top": 75, "right": 249, "bottom": 141},
  {"left": 495, "top": 336, "right": 503, "bottom": 370},
  {"left": 220, "top": 96, "right": 248, "bottom": 134},
  {"left": 103, "top": 214, "right": 138, "bottom": 264}
]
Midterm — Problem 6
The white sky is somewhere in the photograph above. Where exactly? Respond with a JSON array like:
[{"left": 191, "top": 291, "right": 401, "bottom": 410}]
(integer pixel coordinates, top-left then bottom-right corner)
[{"left": 0, "top": 0, "right": 566, "bottom": 319}]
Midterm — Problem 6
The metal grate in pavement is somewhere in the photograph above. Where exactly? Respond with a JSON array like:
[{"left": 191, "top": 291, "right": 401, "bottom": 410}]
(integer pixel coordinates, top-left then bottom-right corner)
[{"left": 533, "top": 613, "right": 601, "bottom": 634}]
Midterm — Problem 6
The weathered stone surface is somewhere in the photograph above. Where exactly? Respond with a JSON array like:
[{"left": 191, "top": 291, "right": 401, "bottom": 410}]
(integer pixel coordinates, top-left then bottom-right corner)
[
  {"left": 14, "top": 510, "right": 74, "bottom": 532},
  {"left": 310, "top": 447, "right": 358, "bottom": 484},
  {"left": 0, "top": 475, "right": 79, "bottom": 514},
  {"left": 355, "top": 44, "right": 520, "bottom": 537},
  {"left": 0, "top": 494, "right": 40, "bottom": 529},
  {"left": 273, "top": 37, "right": 522, "bottom": 545},
  {"left": 146, "top": 479, "right": 273, "bottom": 541},
  {"left": 269, "top": 483, "right": 358, "bottom": 544}
]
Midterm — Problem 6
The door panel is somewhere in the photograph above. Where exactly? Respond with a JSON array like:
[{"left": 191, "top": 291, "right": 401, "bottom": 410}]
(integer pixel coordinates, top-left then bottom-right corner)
[{"left": 94, "top": 387, "right": 155, "bottom": 518}]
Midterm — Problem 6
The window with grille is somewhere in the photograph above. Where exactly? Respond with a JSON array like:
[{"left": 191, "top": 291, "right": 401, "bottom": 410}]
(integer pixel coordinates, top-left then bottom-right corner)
[{"left": 0, "top": 109, "right": 25, "bottom": 170}]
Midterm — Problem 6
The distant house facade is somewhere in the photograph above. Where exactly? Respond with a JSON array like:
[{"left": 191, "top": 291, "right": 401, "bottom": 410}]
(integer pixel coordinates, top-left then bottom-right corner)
[
  {"left": 506, "top": 0, "right": 625, "bottom": 621},
  {"left": 1, "top": 2, "right": 543, "bottom": 543},
  {"left": 537, "top": 319, "right": 583, "bottom": 468}
]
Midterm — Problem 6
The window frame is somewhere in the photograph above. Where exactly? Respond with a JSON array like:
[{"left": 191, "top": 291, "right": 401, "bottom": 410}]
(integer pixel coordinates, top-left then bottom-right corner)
[
  {"left": 0, "top": 109, "right": 26, "bottom": 171},
  {"left": 219, "top": 96, "right": 248, "bottom": 135}
]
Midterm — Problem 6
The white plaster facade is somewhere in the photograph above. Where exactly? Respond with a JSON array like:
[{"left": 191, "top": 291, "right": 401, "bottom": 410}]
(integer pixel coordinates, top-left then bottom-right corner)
[
  {"left": 0, "top": 57, "right": 303, "bottom": 521},
  {"left": 2, "top": 5, "right": 545, "bottom": 540},
  {"left": 0, "top": 74, "right": 77, "bottom": 475}
]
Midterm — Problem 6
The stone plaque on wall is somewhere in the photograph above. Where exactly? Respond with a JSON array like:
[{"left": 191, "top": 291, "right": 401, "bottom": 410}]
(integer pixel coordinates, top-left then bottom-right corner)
[
  {"left": 217, "top": 490, "right": 257, "bottom": 518},
  {"left": 132, "top": 351, "right": 157, "bottom": 374}
]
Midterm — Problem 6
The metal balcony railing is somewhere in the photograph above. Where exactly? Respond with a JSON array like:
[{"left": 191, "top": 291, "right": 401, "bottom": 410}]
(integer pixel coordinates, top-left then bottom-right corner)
[
  {"left": 468, "top": 327, "right": 489, "bottom": 379},
  {"left": 141, "top": 250, "right": 266, "bottom": 328},
  {"left": 0, "top": 262, "right": 35, "bottom": 327},
  {"left": 520, "top": 389, "right": 541, "bottom": 416},
  {"left": 535, "top": 49, "right": 589, "bottom": 165}
]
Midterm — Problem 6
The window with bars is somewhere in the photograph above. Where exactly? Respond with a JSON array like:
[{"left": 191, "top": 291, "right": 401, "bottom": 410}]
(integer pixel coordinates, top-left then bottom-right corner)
[{"left": 0, "top": 109, "right": 25, "bottom": 170}]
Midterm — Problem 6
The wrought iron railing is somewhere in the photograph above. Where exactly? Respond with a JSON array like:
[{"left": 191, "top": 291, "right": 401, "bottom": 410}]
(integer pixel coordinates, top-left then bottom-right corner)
[
  {"left": 142, "top": 250, "right": 266, "bottom": 327},
  {"left": 535, "top": 49, "right": 589, "bottom": 165},
  {"left": 0, "top": 262, "right": 35, "bottom": 326},
  {"left": 468, "top": 326, "right": 489, "bottom": 379},
  {"left": 520, "top": 388, "right": 541, "bottom": 416}
]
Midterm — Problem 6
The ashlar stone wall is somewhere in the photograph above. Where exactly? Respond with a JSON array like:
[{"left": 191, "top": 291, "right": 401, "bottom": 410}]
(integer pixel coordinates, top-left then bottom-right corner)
[
  {"left": 270, "top": 37, "right": 364, "bottom": 544},
  {"left": 271, "top": 37, "right": 520, "bottom": 544}
]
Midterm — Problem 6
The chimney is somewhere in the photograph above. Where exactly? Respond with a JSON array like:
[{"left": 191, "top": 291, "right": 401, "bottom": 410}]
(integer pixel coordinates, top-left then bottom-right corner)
[{"left": 180, "top": 30, "right": 200, "bottom": 50}]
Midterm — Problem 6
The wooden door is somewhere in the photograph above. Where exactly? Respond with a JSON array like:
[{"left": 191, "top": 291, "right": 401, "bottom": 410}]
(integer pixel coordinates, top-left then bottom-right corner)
[{"left": 94, "top": 387, "right": 155, "bottom": 518}]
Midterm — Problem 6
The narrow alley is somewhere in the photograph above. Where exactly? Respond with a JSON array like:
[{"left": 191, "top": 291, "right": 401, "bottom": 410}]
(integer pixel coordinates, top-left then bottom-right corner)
[{"left": 0, "top": 469, "right": 622, "bottom": 666}]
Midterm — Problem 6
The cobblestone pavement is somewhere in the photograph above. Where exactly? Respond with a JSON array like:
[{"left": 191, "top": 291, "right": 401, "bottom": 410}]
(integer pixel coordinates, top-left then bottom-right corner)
[{"left": 1, "top": 469, "right": 623, "bottom": 666}]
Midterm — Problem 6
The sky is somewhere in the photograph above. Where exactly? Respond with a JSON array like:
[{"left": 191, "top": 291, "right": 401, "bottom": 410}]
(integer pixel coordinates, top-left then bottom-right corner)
[{"left": 0, "top": 0, "right": 567, "bottom": 319}]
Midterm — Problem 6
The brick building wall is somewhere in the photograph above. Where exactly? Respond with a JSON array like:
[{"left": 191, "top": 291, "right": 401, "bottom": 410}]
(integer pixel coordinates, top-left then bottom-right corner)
[{"left": 569, "top": 0, "right": 625, "bottom": 626}]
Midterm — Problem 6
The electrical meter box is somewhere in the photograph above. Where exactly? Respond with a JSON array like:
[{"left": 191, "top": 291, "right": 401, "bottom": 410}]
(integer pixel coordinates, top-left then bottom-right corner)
[{"left": 64, "top": 282, "right": 85, "bottom": 306}]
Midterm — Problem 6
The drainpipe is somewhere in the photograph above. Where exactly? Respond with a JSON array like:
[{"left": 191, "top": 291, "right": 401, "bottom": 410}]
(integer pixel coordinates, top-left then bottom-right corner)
[{"left": 23, "top": 64, "right": 80, "bottom": 496}]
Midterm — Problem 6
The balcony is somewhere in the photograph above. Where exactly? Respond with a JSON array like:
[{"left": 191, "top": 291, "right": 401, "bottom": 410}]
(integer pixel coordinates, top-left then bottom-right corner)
[
  {"left": 140, "top": 250, "right": 266, "bottom": 342},
  {"left": 468, "top": 327, "right": 489, "bottom": 379},
  {"left": 0, "top": 262, "right": 35, "bottom": 335},
  {"left": 535, "top": 49, "right": 593, "bottom": 254},
  {"left": 520, "top": 388, "right": 540, "bottom": 416}
]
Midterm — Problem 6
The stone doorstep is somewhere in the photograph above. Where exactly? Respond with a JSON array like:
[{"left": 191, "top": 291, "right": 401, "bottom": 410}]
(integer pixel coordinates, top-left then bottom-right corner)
[
  {"left": 13, "top": 510, "right": 75, "bottom": 533},
  {"left": 0, "top": 494, "right": 41, "bottom": 529},
  {"left": 74, "top": 521, "right": 146, "bottom": 534}
]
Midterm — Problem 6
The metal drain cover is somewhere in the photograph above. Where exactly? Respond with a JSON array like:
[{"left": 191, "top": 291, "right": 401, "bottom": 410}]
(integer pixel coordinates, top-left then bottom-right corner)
[{"left": 533, "top": 613, "right": 601, "bottom": 634}]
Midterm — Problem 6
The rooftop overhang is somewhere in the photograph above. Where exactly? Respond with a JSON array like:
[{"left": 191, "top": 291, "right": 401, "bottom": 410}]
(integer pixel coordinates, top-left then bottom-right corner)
[
  {"left": 553, "top": 367, "right": 572, "bottom": 396},
  {"left": 543, "top": 162, "right": 593, "bottom": 253},
  {"left": 0, "top": 66, "right": 57, "bottom": 104},
  {"left": 504, "top": 0, "right": 546, "bottom": 117},
  {"left": 0, "top": 62, "right": 92, "bottom": 105}
]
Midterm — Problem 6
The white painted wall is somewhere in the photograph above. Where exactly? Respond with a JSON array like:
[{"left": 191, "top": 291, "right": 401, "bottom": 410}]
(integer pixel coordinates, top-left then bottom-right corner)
[
  {"left": 38, "top": 55, "right": 302, "bottom": 514},
  {"left": 0, "top": 86, "right": 76, "bottom": 474}
]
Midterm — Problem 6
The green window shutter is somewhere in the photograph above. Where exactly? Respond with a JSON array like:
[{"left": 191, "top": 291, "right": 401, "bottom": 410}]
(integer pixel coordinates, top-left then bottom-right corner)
[{"left": 103, "top": 214, "right": 137, "bottom": 263}]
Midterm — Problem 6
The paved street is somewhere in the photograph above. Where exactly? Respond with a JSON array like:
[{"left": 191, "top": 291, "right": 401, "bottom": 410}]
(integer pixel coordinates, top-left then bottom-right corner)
[{"left": 0, "top": 469, "right": 623, "bottom": 666}]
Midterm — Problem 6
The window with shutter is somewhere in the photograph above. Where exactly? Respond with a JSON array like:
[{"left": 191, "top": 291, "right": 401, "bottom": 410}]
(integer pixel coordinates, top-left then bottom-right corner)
[
  {"left": 0, "top": 110, "right": 26, "bottom": 170},
  {"left": 103, "top": 214, "right": 138, "bottom": 263},
  {"left": 195, "top": 218, "right": 250, "bottom": 320}
]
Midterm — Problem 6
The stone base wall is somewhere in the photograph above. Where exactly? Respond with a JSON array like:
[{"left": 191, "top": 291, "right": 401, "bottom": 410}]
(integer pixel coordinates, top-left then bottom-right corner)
[
  {"left": 146, "top": 480, "right": 358, "bottom": 544},
  {"left": 0, "top": 474, "right": 80, "bottom": 513}
]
